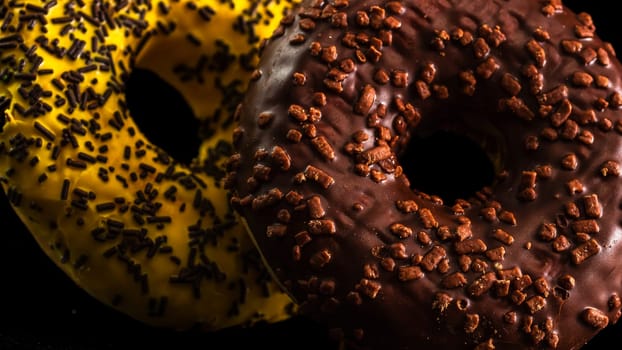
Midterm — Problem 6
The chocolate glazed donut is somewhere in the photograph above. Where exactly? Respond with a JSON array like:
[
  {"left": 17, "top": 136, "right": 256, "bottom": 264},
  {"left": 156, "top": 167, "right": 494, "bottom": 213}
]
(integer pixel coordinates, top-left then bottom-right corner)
[{"left": 227, "top": 0, "right": 622, "bottom": 348}]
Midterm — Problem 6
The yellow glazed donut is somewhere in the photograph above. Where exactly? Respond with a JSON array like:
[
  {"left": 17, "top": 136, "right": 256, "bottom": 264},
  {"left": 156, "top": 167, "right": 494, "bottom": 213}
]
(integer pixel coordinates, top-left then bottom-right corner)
[{"left": 0, "top": 0, "right": 297, "bottom": 331}]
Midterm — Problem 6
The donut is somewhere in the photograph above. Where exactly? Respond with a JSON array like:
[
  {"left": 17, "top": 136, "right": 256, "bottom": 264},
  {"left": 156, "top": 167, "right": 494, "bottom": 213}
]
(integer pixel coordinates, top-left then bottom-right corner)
[
  {"left": 0, "top": 0, "right": 297, "bottom": 332},
  {"left": 227, "top": 0, "right": 622, "bottom": 348}
]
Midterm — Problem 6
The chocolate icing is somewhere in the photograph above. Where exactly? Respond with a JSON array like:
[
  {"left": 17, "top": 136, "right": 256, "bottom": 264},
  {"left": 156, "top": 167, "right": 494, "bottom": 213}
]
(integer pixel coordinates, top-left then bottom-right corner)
[{"left": 228, "top": 0, "right": 622, "bottom": 348}]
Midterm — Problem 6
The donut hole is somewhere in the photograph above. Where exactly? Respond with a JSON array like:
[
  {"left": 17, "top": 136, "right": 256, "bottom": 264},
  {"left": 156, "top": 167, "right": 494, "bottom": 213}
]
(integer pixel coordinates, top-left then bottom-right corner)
[
  {"left": 400, "top": 130, "right": 495, "bottom": 204},
  {"left": 125, "top": 68, "right": 200, "bottom": 165}
]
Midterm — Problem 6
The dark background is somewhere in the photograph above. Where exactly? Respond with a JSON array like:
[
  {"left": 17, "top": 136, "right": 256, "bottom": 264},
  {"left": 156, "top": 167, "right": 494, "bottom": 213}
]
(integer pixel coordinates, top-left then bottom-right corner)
[{"left": 1, "top": 1, "right": 620, "bottom": 349}]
